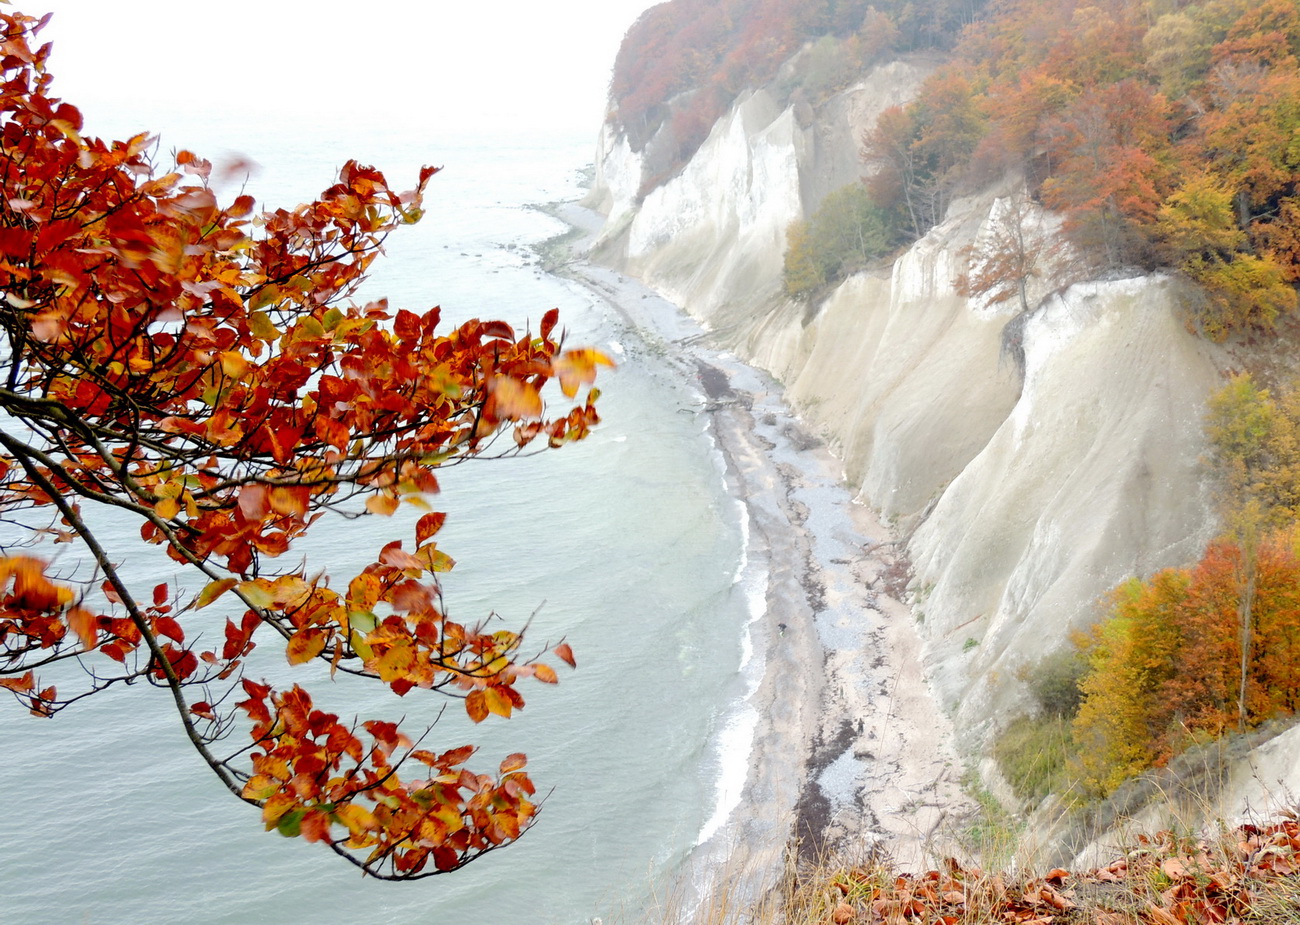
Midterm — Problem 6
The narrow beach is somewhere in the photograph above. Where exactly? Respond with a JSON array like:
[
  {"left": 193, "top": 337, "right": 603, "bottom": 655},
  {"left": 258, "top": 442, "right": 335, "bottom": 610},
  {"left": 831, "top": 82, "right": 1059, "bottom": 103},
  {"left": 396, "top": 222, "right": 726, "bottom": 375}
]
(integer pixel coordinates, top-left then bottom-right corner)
[{"left": 540, "top": 202, "right": 975, "bottom": 909}]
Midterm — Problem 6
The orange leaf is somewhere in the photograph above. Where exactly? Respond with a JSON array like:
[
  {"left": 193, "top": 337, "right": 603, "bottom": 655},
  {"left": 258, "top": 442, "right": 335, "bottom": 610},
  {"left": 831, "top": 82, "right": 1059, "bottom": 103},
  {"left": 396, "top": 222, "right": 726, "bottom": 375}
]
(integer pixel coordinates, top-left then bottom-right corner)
[
  {"left": 366, "top": 494, "right": 400, "bottom": 516},
  {"left": 551, "top": 347, "right": 614, "bottom": 398},
  {"left": 0, "top": 671, "right": 34, "bottom": 693},
  {"left": 499, "top": 753, "right": 527, "bottom": 774},
  {"left": 416, "top": 511, "right": 447, "bottom": 544},
  {"left": 66, "top": 606, "right": 98, "bottom": 649},
  {"left": 286, "top": 629, "right": 326, "bottom": 665},
  {"left": 465, "top": 690, "right": 488, "bottom": 723},
  {"left": 533, "top": 663, "right": 558, "bottom": 684},
  {"left": 485, "top": 376, "right": 543, "bottom": 421},
  {"left": 300, "top": 809, "right": 332, "bottom": 843},
  {"left": 554, "top": 642, "right": 576, "bottom": 668}
]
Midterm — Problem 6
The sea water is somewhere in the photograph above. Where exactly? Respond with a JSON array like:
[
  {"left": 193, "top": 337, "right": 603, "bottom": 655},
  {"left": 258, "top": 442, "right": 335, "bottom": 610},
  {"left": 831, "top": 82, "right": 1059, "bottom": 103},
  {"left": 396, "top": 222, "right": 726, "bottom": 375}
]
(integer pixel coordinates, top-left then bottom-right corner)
[{"left": 0, "top": 112, "right": 755, "bottom": 923}]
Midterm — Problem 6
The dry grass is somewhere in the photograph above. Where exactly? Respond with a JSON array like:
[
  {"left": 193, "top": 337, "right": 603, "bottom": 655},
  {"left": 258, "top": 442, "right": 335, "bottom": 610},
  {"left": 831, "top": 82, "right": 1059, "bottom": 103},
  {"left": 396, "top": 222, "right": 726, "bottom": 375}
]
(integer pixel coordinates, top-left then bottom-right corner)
[{"left": 658, "top": 811, "right": 1300, "bottom": 924}]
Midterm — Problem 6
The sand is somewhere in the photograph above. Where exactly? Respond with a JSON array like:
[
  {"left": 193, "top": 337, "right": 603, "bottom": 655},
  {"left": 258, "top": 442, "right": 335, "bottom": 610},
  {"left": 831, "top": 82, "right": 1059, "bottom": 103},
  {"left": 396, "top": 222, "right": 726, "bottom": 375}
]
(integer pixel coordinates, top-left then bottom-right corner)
[{"left": 540, "top": 202, "right": 977, "bottom": 912}]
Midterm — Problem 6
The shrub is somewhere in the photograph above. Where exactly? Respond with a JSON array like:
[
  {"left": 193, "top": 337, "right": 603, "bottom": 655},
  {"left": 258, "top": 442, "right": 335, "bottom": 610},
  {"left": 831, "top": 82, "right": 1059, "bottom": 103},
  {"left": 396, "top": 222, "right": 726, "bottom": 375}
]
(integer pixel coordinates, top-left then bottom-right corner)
[{"left": 782, "top": 183, "right": 896, "bottom": 298}]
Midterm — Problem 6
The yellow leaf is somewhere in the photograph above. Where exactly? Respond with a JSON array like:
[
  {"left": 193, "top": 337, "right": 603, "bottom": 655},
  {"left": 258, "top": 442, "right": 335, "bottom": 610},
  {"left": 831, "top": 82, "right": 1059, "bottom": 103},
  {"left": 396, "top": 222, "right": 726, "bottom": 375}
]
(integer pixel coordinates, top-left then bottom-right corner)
[
  {"left": 366, "top": 494, "right": 400, "bottom": 516},
  {"left": 375, "top": 642, "right": 414, "bottom": 682},
  {"left": 248, "top": 310, "right": 279, "bottom": 341},
  {"left": 533, "top": 663, "right": 558, "bottom": 684},
  {"left": 416, "top": 544, "right": 455, "bottom": 573},
  {"left": 334, "top": 802, "right": 378, "bottom": 836},
  {"left": 347, "top": 574, "right": 382, "bottom": 610},
  {"left": 238, "top": 579, "right": 276, "bottom": 610},
  {"left": 484, "top": 686, "right": 512, "bottom": 718},
  {"left": 270, "top": 575, "right": 311, "bottom": 608},
  {"left": 486, "top": 376, "right": 543, "bottom": 420},
  {"left": 194, "top": 578, "right": 237, "bottom": 609},
  {"left": 551, "top": 347, "right": 614, "bottom": 398},
  {"left": 219, "top": 350, "right": 250, "bottom": 380}
]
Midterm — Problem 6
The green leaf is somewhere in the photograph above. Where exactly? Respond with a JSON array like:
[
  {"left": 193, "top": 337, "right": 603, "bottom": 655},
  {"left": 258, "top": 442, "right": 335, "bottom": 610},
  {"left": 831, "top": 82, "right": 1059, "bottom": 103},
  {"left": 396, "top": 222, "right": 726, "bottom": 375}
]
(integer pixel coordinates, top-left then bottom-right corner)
[
  {"left": 248, "top": 310, "right": 278, "bottom": 341},
  {"left": 276, "top": 808, "right": 305, "bottom": 838}
]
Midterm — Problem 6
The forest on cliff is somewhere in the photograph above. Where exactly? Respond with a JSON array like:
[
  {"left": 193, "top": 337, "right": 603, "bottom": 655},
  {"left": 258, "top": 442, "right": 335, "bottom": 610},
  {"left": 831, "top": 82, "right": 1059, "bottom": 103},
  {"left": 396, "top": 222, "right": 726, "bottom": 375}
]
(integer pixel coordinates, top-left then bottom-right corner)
[{"left": 614, "top": 0, "right": 1300, "bottom": 341}]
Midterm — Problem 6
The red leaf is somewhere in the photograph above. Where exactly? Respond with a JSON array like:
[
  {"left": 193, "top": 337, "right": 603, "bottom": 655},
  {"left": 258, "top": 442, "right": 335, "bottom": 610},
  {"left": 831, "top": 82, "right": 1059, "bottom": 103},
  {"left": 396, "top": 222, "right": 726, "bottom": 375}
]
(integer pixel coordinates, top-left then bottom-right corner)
[
  {"left": 540, "top": 307, "right": 559, "bottom": 341},
  {"left": 154, "top": 616, "right": 185, "bottom": 643},
  {"left": 554, "top": 642, "right": 576, "bottom": 668},
  {"left": 415, "top": 512, "right": 447, "bottom": 545}
]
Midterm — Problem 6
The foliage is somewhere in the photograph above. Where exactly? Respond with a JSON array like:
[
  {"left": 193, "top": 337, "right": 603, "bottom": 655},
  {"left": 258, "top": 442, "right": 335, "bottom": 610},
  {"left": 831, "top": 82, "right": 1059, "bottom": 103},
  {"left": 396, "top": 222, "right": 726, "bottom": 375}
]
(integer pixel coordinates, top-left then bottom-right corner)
[
  {"left": 782, "top": 182, "right": 896, "bottom": 299},
  {"left": 611, "top": 0, "right": 1300, "bottom": 338},
  {"left": 1022, "top": 647, "right": 1086, "bottom": 719},
  {"left": 610, "top": 0, "right": 981, "bottom": 160},
  {"left": 1071, "top": 532, "right": 1300, "bottom": 796},
  {"left": 0, "top": 12, "right": 610, "bottom": 878},
  {"left": 1205, "top": 373, "right": 1300, "bottom": 534},
  {"left": 863, "top": 69, "right": 986, "bottom": 243},
  {"left": 957, "top": 193, "right": 1058, "bottom": 313},
  {"left": 860, "top": 0, "right": 1300, "bottom": 335}
]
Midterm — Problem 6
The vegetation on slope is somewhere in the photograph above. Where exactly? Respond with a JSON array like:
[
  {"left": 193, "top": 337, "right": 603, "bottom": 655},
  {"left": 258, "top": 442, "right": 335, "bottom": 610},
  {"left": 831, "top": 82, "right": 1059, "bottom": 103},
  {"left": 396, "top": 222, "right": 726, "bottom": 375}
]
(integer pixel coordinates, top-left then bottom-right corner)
[
  {"left": 610, "top": 0, "right": 978, "bottom": 167},
  {"left": 865, "top": 0, "right": 1300, "bottom": 339},
  {"left": 684, "top": 813, "right": 1300, "bottom": 924},
  {"left": 988, "top": 373, "right": 1300, "bottom": 805},
  {"left": 615, "top": 0, "right": 1300, "bottom": 339}
]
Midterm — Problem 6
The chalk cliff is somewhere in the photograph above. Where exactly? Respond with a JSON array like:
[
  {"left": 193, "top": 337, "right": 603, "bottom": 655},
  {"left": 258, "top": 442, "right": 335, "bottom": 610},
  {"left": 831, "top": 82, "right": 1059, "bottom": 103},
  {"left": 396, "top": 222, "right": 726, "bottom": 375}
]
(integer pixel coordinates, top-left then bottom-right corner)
[{"left": 587, "top": 55, "right": 1300, "bottom": 854}]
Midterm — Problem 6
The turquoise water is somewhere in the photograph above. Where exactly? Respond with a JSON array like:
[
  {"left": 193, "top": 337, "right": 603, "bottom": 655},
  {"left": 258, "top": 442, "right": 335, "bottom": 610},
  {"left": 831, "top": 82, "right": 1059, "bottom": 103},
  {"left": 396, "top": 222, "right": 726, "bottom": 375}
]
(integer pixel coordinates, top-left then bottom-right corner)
[{"left": 0, "top": 114, "right": 753, "bottom": 923}]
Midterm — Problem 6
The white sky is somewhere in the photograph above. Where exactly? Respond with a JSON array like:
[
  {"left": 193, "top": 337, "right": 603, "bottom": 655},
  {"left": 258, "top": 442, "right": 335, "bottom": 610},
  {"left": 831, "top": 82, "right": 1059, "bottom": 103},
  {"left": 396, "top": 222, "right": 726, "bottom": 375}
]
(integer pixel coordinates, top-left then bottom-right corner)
[{"left": 20, "top": 1, "right": 659, "bottom": 139}]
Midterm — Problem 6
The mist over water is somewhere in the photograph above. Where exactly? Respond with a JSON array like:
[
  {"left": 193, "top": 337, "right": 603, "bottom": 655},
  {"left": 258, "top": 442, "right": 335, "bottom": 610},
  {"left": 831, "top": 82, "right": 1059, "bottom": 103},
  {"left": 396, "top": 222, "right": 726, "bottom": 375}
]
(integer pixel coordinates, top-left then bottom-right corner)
[{"left": 0, "top": 116, "right": 755, "bottom": 923}]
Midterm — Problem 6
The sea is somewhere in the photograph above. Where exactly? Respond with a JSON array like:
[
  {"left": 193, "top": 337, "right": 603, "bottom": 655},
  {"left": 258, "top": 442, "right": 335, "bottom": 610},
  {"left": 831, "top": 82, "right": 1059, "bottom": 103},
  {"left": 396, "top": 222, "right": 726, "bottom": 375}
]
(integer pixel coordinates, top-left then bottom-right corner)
[{"left": 0, "top": 111, "right": 758, "bottom": 924}]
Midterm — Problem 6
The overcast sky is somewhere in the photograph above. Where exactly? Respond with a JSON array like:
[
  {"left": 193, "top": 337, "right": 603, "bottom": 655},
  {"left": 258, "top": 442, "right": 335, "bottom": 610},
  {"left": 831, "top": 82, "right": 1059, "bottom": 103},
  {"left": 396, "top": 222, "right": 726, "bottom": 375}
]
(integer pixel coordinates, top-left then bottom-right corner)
[{"left": 21, "top": 1, "right": 659, "bottom": 140}]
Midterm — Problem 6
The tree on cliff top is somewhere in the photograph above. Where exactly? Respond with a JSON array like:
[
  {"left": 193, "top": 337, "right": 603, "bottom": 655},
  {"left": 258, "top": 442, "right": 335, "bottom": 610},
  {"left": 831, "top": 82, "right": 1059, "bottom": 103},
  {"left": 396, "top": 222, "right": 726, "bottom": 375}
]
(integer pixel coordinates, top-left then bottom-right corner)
[{"left": 0, "top": 11, "right": 610, "bottom": 879}]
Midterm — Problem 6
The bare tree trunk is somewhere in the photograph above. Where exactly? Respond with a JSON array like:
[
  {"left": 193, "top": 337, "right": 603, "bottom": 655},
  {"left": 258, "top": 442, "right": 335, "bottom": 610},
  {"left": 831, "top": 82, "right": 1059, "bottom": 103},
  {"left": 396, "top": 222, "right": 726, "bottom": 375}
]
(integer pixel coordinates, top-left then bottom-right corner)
[{"left": 1238, "top": 544, "right": 1257, "bottom": 732}]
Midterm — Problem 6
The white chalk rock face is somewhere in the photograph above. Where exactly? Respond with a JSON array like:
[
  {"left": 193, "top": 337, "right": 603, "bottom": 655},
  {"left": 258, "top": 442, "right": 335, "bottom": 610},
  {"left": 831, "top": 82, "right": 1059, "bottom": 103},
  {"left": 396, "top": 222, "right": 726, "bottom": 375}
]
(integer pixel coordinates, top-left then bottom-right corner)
[
  {"left": 592, "top": 55, "right": 1231, "bottom": 791},
  {"left": 586, "top": 122, "right": 642, "bottom": 229},
  {"left": 623, "top": 89, "right": 803, "bottom": 319},
  {"left": 908, "top": 274, "right": 1222, "bottom": 740}
]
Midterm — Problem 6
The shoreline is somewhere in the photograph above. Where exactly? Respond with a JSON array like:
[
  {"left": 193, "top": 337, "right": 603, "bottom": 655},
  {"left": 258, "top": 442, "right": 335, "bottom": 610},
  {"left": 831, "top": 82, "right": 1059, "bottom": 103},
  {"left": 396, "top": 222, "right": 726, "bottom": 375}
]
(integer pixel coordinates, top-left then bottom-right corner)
[{"left": 535, "top": 201, "right": 976, "bottom": 909}]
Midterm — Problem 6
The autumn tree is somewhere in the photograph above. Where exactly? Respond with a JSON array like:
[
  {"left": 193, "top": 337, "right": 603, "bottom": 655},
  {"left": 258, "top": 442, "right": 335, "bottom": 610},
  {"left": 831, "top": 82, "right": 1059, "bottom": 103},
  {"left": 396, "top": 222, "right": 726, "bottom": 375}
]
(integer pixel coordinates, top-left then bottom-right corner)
[
  {"left": 956, "top": 191, "right": 1057, "bottom": 313},
  {"left": 0, "top": 11, "right": 611, "bottom": 879}
]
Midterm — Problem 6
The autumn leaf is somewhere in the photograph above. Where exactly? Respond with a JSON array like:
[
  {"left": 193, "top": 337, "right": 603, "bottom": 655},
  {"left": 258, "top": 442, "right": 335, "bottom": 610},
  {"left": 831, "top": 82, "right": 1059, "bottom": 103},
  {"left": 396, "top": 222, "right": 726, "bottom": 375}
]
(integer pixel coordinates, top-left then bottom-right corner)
[
  {"left": 366, "top": 494, "right": 400, "bottom": 516},
  {"left": 415, "top": 512, "right": 447, "bottom": 544},
  {"left": 286, "top": 629, "right": 326, "bottom": 665},
  {"left": 0, "top": 9, "right": 606, "bottom": 879},
  {"left": 465, "top": 690, "right": 488, "bottom": 724},
  {"left": 551, "top": 347, "right": 615, "bottom": 398},
  {"left": 554, "top": 642, "right": 576, "bottom": 668},
  {"left": 485, "top": 375, "right": 543, "bottom": 421}
]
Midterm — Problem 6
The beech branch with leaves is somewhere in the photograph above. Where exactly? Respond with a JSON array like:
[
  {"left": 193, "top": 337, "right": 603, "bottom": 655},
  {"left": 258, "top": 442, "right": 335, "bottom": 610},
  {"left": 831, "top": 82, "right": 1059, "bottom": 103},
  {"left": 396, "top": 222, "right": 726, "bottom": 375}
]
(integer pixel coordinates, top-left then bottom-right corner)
[{"left": 0, "top": 10, "right": 610, "bottom": 879}]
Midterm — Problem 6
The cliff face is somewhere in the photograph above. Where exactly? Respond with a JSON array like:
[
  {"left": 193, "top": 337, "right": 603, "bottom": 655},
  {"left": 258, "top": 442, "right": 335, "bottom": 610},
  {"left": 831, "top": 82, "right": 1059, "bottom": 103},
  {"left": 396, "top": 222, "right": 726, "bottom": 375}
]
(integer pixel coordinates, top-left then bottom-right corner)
[{"left": 588, "top": 56, "right": 1300, "bottom": 836}]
